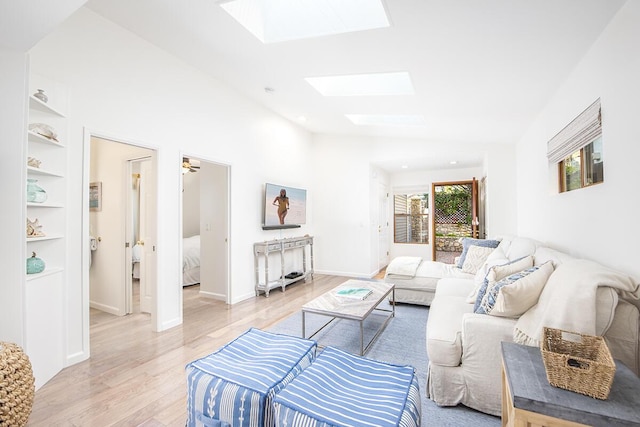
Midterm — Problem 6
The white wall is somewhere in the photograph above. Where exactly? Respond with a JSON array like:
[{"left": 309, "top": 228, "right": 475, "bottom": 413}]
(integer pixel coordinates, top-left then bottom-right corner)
[
  {"left": 311, "top": 135, "right": 517, "bottom": 276},
  {"left": 0, "top": 49, "right": 29, "bottom": 345},
  {"left": 516, "top": 1, "right": 640, "bottom": 281},
  {"left": 25, "top": 7, "right": 313, "bottom": 368}
]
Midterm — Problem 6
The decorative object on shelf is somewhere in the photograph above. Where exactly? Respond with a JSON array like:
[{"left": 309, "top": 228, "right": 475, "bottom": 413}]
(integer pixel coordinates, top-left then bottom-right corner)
[
  {"left": 26, "top": 218, "right": 45, "bottom": 238},
  {"left": 26, "top": 252, "right": 45, "bottom": 274},
  {"left": 32, "top": 89, "right": 48, "bottom": 103},
  {"left": 0, "top": 341, "right": 35, "bottom": 426},
  {"left": 89, "top": 181, "right": 102, "bottom": 212},
  {"left": 27, "top": 157, "right": 41, "bottom": 168},
  {"left": 26, "top": 178, "right": 47, "bottom": 203},
  {"left": 28, "top": 123, "right": 58, "bottom": 142}
]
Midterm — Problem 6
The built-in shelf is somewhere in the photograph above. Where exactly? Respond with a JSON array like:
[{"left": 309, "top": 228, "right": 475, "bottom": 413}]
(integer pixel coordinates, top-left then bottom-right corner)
[
  {"left": 27, "top": 166, "right": 63, "bottom": 177},
  {"left": 28, "top": 130, "right": 64, "bottom": 147},
  {"left": 26, "top": 235, "right": 64, "bottom": 242},
  {"left": 25, "top": 267, "right": 64, "bottom": 281},
  {"left": 29, "top": 96, "right": 66, "bottom": 117},
  {"left": 27, "top": 202, "right": 64, "bottom": 208}
]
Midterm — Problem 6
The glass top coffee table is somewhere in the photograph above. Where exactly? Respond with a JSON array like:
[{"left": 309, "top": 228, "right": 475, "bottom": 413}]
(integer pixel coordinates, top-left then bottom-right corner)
[{"left": 301, "top": 279, "right": 395, "bottom": 355}]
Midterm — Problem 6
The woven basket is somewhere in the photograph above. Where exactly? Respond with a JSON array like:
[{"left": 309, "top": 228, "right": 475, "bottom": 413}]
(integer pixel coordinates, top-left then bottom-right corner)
[
  {"left": 541, "top": 327, "right": 615, "bottom": 400},
  {"left": 0, "top": 342, "right": 36, "bottom": 426}
]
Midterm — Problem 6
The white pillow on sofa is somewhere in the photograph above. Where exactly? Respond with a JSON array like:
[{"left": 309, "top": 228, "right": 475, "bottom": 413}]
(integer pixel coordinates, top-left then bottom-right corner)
[
  {"left": 466, "top": 255, "right": 533, "bottom": 304},
  {"left": 478, "top": 261, "right": 554, "bottom": 317},
  {"left": 461, "top": 245, "right": 496, "bottom": 274}
]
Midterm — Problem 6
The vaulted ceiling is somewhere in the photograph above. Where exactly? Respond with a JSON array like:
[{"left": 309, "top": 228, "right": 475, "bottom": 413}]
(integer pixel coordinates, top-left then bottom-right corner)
[{"left": 2, "top": 0, "right": 627, "bottom": 169}]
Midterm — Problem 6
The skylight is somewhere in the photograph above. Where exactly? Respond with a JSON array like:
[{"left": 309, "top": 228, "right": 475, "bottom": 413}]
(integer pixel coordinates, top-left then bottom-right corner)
[
  {"left": 305, "top": 72, "right": 414, "bottom": 96},
  {"left": 345, "top": 114, "right": 426, "bottom": 127},
  {"left": 219, "top": 0, "right": 390, "bottom": 43}
]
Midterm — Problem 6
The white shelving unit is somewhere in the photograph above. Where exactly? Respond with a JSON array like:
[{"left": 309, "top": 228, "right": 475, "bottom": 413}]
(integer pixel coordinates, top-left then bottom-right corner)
[
  {"left": 26, "top": 94, "right": 66, "bottom": 275},
  {"left": 24, "top": 81, "right": 67, "bottom": 389}
]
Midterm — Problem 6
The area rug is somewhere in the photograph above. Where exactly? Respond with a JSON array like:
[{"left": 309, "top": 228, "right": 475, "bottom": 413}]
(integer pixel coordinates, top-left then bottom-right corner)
[{"left": 268, "top": 303, "right": 500, "bottom": 427}]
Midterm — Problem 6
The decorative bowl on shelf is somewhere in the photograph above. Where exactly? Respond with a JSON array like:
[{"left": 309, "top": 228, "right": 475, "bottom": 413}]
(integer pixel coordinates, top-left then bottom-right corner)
[
  {"left": 33, "top": 89, "right": 48, "bottom": 103},
  {"left": 28, "top": 123, "right": 58, "bottom": 142},
  {"left": 26, "top": 252, "right": 45, "bottom": 274},
  {"left": 26, "top": 179, "right": 47, "bottom": 203}
]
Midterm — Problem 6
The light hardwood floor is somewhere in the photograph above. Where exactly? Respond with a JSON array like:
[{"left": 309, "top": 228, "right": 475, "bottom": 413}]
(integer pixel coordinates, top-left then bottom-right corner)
[{"left": 27, "top": 274, "right": 349, "bottom": 426}]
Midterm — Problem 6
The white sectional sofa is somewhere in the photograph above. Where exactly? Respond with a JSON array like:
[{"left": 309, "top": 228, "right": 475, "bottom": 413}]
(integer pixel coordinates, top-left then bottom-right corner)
[{"left": 390, "top": 236, "right": 640, "bottom": 416}]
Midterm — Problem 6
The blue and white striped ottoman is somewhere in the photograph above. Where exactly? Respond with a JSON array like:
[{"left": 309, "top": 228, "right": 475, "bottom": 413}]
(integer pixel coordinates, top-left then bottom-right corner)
[
  {"left": 273, "top": 346, "right": 421, "bottom": 427},
  {"left": 186, "top": 328, "right": 317, "bottom": 427}
]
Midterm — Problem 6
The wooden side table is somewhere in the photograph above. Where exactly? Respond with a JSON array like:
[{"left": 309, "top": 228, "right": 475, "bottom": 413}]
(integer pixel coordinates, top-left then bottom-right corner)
[{"left": 501, "top": 342, "right": 640, "bottom": 427}]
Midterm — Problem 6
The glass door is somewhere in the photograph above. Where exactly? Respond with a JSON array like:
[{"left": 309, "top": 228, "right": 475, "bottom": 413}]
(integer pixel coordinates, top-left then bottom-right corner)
[{"left": 431, "top": 179, "right": 478, "bottom": 263}]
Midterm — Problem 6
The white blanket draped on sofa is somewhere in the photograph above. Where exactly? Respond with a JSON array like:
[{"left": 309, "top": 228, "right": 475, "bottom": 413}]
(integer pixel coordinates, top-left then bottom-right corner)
[{"left": 514, "top": 258, "right": 640, "bottom": 346}]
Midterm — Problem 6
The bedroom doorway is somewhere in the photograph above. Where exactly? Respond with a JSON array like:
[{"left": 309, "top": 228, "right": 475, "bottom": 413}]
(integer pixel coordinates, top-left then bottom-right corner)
[
  {"left": 181, "top": 155, "right": 230, "bottom": 304},
  {"left": 87, "top": 136, "right": 157, "bottom": 320}
]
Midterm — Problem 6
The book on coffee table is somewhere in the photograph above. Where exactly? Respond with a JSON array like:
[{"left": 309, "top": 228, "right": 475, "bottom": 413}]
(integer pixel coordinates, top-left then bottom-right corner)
[{"left": 335, "top": 287, "right": 373, "bottom": 300}]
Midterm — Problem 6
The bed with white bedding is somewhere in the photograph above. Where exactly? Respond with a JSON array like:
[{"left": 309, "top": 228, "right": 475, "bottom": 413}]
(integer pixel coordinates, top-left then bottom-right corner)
[
  {"left": 132, "top": 235, "right": 201, "bottom": 286},
  {"left": 182, "top": 235, "right": 201, "bottom": 286}
]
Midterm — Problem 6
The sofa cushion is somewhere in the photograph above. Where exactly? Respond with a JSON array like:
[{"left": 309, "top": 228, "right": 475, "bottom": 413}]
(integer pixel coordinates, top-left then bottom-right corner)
[
  {"left": 533, "top": 246, "right": 576, "bottom": 267},
  {"left": 426, "top": 294, "right": 474, "bottom": 366},
  {"left": 461, "top": 245, "right": 496, "bottom": 274},
  {"left": 436, "top": 278, "right": 476, "bottom": 298},
  {"left": 456, "top": 238, "right": 500, "bottom": 268},
  {"left": 503, "top": 237, "right": 540, "bottom": 261},
  {"left": 478, "top": 261, "right": 554, "bottom": 317},
  {"left": 470, "top": 256, "right": 534, "bottom": 308}
]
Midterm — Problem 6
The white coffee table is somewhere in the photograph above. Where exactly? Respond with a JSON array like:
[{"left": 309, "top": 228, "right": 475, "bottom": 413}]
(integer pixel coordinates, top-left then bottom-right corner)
[{"left": 301, "top": 279, "right": 395, "bottom": 355}]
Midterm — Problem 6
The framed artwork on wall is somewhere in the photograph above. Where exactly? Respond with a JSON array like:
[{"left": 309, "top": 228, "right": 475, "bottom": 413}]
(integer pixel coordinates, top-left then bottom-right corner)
[{"left": 89, "top": 182, "right": 102, "bottom": 212}]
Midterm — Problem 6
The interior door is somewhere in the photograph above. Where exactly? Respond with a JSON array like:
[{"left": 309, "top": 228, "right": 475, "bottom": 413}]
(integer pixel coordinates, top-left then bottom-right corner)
[
  {"left": 138, "top": 158, "right": 156, "bottom": 314},
  {"left": 378, "top": 182, "right": 390, "bottom": 270}
]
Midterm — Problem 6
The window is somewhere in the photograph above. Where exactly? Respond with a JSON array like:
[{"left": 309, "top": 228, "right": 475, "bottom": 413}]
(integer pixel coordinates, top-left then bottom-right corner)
[
  {"left": 394, "top": 193, "right": 429, "bottom": 244},
  {"left": 547, "top": 98, "right": 603, "bottom": 193},
  {"left": 559, "top": 137, "right": 603, "bottom": 192}
]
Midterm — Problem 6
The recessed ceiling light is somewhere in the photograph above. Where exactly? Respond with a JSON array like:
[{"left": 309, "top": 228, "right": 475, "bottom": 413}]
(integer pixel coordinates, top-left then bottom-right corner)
[
  {"left": 401, "top": 165, "right": 408, "bottom": 169},
  {"left": 345, "top": 114, "right": 426, "bottom": 127},
  {"left": 450, "top": 160, "right": 458, "bottom": 165},
  {"left": 305, "top": 72, "right": 414, "bottom": 96},
  {"left": 298, "top": 115, "right": 307, "bottom": 122},
  {"left": 220, "top": 0, "right": 390, "bottom": 44}
]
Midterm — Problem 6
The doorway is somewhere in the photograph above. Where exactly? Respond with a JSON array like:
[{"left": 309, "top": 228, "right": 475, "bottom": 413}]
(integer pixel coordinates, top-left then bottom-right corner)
[
  {"left": 377, "top": 182, "right": 390, "bottom": 272},
  {"left": 181, "top": 155, "right": 230, "bottom": 304},
  {"left": 431, "top": 179, "right": 479, "bottom": 263},
  {"left": 87, "top": 136, "right": 157, "bottom": 320}
]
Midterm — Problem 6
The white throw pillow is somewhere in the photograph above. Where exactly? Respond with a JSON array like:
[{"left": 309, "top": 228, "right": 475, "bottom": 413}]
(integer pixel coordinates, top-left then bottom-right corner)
[
  {"left": 466, "top": 249, "right": 523, "bottom": 304},
  {"left": 461, "top": 245, "right": 496, "bottom": 274},
  {"left": 482, "top": 261, "right": 554, "bottom": 317}
]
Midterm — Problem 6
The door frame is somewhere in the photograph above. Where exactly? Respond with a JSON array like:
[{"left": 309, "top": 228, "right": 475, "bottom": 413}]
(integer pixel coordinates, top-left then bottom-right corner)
[
  {"left": 81, "top": 128, "right": 159, "bottom": 357},
  {"left": 180, "top": 152, "right": 231, "bottom": 305},
  {"left": 430, "top": 179, "right": 478, "bottom": 262}
]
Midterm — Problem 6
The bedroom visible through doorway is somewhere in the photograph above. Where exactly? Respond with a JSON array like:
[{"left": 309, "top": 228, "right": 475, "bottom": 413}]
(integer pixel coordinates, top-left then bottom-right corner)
[{"left": 181, "top": 155, "right": 230, "bottom": 305}]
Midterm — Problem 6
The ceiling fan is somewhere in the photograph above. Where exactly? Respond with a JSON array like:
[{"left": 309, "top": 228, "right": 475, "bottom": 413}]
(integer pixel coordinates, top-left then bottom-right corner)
[{"left": 182, "top": 157, "right": 200, "bottom": 173}]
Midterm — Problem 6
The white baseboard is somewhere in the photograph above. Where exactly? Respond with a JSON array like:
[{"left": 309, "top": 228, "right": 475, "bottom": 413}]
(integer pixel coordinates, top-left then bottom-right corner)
[
  {"left": 198, "top": 290, "right": 226, "bottom": 301},
  {"left": 313, "top": 269, "right": 376, "bottom": 279},
  {"left": 89, "top": 301, "right": 121, "bottom": 316}
]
